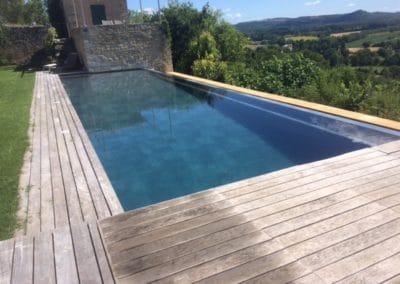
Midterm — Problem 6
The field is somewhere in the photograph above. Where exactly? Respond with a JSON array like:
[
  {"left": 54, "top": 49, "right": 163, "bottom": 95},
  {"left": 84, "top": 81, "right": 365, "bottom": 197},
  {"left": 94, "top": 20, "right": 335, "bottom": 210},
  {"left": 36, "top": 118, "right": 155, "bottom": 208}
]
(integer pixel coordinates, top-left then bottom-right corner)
[
  {"left": 330, "top": 31, "right": 361, "bottom": 37},
  {"left": 348, "top": 47, "right": 382, "bottom": 54},
  {"left": 0, "top": 66, "right": 34, "bottom": 240},
  {"left": 285, "top": 36, "right": 319, "bottom": 42},
  {"left": 347, "top": 30, "right": 400, "bottom": 48}
]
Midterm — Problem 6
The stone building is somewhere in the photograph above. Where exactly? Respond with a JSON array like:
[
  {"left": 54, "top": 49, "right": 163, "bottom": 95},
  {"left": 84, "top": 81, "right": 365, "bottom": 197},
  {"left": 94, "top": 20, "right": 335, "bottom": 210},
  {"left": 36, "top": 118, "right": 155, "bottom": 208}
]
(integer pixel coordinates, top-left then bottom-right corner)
[
  {"left": 60, "top": 0, "right": 173, "bottom": 72},
  {"left": 61, "top": 0, "right": 129, "bottom": 34}
]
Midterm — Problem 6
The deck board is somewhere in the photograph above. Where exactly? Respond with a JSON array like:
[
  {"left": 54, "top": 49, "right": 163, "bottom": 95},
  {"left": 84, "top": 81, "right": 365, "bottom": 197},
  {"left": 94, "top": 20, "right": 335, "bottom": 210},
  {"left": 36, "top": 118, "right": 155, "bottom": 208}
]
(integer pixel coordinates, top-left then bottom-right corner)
[
  {"left": 34, "top": 231, "right": 55, "bottom": 284},
  {"left": 99, "top": 139, "right": 400, "bottom": 283},
  {"left": 0, "top": 239, "right": 14, "bottom": 283},
  {"left": 16, "top": 72, "right": 123, "bottom": 236},
  {"left": 0, "top": 222, "right": 114, "bottom": 284},
  {"left": 2, "top": 71, "right": 400, "bottom": 283}
]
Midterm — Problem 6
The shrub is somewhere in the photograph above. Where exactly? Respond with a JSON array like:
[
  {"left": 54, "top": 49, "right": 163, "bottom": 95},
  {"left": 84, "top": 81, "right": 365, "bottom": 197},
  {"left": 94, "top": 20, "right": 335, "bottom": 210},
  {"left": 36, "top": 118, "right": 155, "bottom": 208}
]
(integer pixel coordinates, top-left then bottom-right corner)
[{"left": 192, "top": 59, "right": 229, "bottom": 82}]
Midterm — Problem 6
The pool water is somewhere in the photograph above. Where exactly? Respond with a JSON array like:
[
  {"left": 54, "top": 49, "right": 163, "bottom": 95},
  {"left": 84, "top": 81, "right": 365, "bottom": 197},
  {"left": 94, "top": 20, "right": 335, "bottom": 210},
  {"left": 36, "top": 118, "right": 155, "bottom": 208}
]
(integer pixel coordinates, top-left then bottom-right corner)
[{"left": 61, "top": 70, "right": 400, "bottom": 210}]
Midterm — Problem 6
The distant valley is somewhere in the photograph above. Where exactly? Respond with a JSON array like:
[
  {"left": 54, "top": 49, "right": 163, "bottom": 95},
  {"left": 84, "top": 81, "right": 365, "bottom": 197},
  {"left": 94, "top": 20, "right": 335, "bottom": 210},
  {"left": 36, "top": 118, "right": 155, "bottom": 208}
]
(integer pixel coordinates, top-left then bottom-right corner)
[{"left": 235, "top": 10, "right": 400, "bottom": 40}]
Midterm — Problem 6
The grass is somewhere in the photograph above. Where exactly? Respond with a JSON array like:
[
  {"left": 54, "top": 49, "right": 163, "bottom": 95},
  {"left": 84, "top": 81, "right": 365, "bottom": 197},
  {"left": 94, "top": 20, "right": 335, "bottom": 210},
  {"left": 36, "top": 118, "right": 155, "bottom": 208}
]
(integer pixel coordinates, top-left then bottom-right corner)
[
  {"left": 285, "top": 36, "right": 319, "bottom": 42},
  {"left": 0, "top": 66, "right": 34, "bottom": 240},
  {"left": 347, "top": 30, "right": 400, "bottom": 48}
]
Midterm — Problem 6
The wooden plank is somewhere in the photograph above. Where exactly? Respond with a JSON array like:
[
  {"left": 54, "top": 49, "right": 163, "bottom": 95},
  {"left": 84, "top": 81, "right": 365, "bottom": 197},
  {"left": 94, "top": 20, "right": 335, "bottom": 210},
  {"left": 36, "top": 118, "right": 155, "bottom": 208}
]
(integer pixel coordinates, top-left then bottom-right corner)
[
  {"left": 336, "top": 253, "right": 400, "bottom": 284},
  {"left": 100, "top": 149, "right": 384, "bottom": 231},
  {"left": 290, "top": 273, "right": 327, "bottom": 284},
  {"left": 378, "top": 140, "right": 400, "bottom": 154},
  {"left": 43, "top": 73, "right": 69, "bottom": 229},
  {"left": 70, "top": 223, "right": 102, "bottom": 284},
  {"left": 105, "top": 166, "right": 400, "bottom": 259},
  {"left": 100, "top": 147, "right": 376, "bottom": 229},
  {"left": 268, "top": 193, "right": 400, "bottom": 248},
  {"left": 104, "top": 157, "right": 400, "bottom": 248},
  {"left": 12, "top": 236, "right": 34, "bottom": 284},
  {"left": 119, "top": 232, "right": 278, "bottom": 283},
  {"left": 113, "top": 222, "right": 269, "bottom": 277},
  {"left": 47, "top": 74, "right": 83, "bottom": 225},
  {"left": 53, "top": 76, "right": 111, "bottom": 220},
  {"left": 54, "top": 76, "right": 123, "bottom": 215},
  {"left": 314, "top": 233, "right": 400, "bottom": 283},
  {"left": 383, "top": 274, "right": 400, "bottom": 284},
  {"left": 262, "top": 180, "right": 400, "bottom": 238},
  {"left": 34, "top": 231, "right": 55, "bottom": 284},
  {"left": 219, "top": 151, "right": 385, "bottom": 199},
  {"left": 40, "top": 72, "right": 54, "bottom": 232},
  {"left": 0, "top": 239, "right": 15, "bottom": 283},
  {"left": 246, "top": 218, "right": 400, "bottom": 283},
  {"left": 87, "top": 222, "right": 115, "bottom": 284},
  {"left": 106, "top": 210, "right": 259, "bottom": 261},
  {"left": 27, "top": 72, "right": 42, "bottom": 235},
  {"left": 102, "top": 153, "right": 396, "bottom": 239},
  {"left": 175, "top": 209, "right": 399, "bottom": 283},
  {"left": 53, "top": 226, "right": 79, "bottom": 284},
  {"left": 49, "top": 75, "right": 97, "bottom": 223},
  {"left": 108, "top": 181, "right": 400, "bottom": 261}
]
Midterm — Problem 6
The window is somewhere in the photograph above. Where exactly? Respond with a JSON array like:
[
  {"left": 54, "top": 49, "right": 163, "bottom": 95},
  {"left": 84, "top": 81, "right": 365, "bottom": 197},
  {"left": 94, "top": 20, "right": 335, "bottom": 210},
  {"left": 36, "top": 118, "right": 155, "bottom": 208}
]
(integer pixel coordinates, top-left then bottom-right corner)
[{"left": 90, "top": 5, "right": 106, "bottom": 25}]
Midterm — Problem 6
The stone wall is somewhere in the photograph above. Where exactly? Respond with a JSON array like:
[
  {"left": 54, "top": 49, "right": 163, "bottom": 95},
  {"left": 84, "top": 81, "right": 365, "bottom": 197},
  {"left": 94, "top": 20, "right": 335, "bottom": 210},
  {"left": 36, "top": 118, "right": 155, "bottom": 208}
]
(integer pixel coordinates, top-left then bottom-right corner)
[
  {"left": 71, "top": 24, "right": 173, "bottom": 72},
  {"left": 0, "top": 25, "right": 48, "bottom": 65}
]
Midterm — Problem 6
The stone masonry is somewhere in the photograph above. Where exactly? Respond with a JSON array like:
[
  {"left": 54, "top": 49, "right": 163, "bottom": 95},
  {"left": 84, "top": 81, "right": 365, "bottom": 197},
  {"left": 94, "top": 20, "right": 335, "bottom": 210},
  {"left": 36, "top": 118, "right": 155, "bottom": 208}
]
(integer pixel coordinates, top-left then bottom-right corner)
[
  {"left": 71, "top": 23, "right": 173, "bottom": 72},
  {"left": 0, "top": 25, "right": 48, "bottom": 65}
]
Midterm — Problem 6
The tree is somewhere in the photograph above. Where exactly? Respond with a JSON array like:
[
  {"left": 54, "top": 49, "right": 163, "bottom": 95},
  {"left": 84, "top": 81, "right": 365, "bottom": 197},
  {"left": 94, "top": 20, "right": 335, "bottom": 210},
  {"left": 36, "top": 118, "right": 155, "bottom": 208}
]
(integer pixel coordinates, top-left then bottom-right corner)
[
  {"left": 214, "top": 23, "right": 249, "bottom": 62},
  {"left": 189, "top": 31, "right": 220, "bottom": 61},
  {"left": 46, "top": 0, "right": 67, "bottom": 37},
  {"left": 128, "top": 10, "right": 158, "bottom": 24},
  {"left": 0, "top": 0, "right": 25, "bottom": 24},
  {"left": 162, "top": 1, "right": 205, "bottom": 72},
  {"left": 362, "top": 42, "right": 371, "bottom": 48},
  {"left": 24, "top": 0, "right": 48, "bottom": 25}
]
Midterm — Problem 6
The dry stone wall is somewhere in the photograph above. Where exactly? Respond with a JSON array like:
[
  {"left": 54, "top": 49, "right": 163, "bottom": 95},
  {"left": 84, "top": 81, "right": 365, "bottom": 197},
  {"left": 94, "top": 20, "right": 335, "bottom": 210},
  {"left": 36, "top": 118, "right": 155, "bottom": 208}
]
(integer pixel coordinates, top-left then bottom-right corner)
[
  {"left": 0, "top": 25, "right": 48, "bottom": 65},
  {"left": 71, "top": 24, "right": 173, "bottom": 72}
]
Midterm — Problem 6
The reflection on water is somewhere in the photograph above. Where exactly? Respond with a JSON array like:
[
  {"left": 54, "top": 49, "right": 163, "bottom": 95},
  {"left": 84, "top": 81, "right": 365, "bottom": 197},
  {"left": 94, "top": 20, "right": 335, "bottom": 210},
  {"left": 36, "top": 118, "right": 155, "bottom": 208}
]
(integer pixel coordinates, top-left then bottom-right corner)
[{"left": 61, "top": 70, "right": 400, "bottom": 210}]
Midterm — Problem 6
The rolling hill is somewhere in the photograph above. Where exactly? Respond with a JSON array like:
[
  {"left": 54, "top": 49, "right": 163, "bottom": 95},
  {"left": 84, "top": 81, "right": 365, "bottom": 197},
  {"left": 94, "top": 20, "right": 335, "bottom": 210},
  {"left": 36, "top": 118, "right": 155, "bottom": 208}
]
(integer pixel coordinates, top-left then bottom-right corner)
[{"left": 236, "top": 10, "right": 400, "bottom": 38}]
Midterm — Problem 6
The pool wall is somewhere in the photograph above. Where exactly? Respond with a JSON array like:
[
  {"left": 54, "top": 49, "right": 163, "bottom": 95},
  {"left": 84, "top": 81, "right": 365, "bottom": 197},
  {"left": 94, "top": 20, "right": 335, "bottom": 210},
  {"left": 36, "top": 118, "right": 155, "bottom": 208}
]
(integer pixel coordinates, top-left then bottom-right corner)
[{"left": 167, "top": 71, "right": 400, "bottom": 131}]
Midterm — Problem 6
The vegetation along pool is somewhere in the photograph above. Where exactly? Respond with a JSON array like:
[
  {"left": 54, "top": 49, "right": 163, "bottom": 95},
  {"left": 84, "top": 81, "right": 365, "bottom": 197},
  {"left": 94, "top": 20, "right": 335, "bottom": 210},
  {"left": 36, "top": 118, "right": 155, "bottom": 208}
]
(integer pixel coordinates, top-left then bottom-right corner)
[{"left": 61, "top": 70, "right": 400, "bottom": 210}]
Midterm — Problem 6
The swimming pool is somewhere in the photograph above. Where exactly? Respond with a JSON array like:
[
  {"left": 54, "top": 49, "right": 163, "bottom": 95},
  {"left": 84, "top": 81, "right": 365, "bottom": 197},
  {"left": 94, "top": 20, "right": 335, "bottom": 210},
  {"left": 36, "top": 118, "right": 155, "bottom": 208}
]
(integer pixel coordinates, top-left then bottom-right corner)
[{"left": 61, "top": 70, "right": 400, "bottom": 210}]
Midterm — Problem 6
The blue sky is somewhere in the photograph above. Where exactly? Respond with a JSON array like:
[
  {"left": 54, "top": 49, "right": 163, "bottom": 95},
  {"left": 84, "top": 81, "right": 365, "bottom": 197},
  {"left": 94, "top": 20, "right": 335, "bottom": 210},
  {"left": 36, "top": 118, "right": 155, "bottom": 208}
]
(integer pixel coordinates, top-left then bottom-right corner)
[{"left": 127, "top": 0, "right": 400, "bottom": 23}]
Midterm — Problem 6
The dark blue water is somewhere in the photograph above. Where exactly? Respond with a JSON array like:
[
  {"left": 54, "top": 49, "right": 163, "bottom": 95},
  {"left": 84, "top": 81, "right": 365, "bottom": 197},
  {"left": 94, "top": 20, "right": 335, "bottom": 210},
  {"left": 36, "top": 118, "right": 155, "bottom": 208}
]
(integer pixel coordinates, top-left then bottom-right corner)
[{"left": 61, "top": 70, "right": 400, "bottom": 210}]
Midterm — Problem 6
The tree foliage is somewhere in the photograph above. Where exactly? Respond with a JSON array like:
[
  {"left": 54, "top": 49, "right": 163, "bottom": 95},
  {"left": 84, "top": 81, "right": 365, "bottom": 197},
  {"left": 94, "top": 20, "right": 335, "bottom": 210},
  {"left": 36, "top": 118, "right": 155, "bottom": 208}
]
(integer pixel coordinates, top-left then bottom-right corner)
[
  {"left": 162, "top": 1, "right": 249, "bottom": 72},
  {"left": 0, "top": 0, "right": 48, "bottom": 25},
  {"left": 46, "top": 0, "right": 67, "bottom": 37},
  {"left": 143, "top": 1, "right": 400, "bottom": 121}
]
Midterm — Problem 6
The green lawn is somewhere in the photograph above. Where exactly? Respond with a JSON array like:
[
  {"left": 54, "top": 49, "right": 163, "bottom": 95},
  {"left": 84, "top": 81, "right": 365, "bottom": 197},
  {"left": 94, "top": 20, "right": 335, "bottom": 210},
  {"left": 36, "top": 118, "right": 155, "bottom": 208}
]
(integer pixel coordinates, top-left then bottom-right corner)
[
  {"left": 347, "top": 30, "right": 400, "bottom": 48},
  {"left": 0, "top": 66, "right": 34, "bottom": 240}
]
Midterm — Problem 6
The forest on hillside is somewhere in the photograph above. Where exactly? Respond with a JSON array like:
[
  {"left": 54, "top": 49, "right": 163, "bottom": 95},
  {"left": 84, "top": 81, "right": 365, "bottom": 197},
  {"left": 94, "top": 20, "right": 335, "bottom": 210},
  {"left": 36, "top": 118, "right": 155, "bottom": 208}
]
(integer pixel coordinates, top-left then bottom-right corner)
[{"left": 135, "top": 2, "right": 400, "bottom": 121}]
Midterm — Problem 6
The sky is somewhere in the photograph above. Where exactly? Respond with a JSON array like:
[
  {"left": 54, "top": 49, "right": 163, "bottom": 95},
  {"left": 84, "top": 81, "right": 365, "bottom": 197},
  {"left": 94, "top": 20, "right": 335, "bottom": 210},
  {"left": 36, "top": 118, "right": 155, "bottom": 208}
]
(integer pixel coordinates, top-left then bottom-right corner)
[{"left": 127, "top": 0, "right": 400, "bottom": 24}]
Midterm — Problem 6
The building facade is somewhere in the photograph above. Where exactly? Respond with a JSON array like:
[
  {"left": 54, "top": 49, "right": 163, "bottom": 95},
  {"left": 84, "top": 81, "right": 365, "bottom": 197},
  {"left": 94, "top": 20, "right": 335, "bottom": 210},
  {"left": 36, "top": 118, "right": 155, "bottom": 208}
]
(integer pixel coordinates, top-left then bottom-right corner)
[{"left": 62, "top": 0, "right": 128, "bottom": 34}]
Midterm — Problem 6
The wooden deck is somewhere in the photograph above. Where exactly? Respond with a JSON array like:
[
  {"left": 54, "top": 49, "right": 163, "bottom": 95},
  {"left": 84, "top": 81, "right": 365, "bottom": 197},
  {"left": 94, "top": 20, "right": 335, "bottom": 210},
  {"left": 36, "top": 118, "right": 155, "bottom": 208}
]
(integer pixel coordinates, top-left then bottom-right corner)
[
  {"left": 99, "top": 140, "right": 400, "bottom": 284},
  {"left": 0, "top": 221, "right": 115, "bottom": 284},
  {"left": 1, "top": 71, "right": 400, "bottom": 283},
  {"left": 16, "top": 72, "right": 123, "bottom": 236}
]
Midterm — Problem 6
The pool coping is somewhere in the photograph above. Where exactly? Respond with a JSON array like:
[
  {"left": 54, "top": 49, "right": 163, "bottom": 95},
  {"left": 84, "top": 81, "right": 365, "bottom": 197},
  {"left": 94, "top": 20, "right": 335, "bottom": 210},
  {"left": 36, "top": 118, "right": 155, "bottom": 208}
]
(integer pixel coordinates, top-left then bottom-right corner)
[{"left": 167, "top": 71, "right": 400, "bottom": 131}]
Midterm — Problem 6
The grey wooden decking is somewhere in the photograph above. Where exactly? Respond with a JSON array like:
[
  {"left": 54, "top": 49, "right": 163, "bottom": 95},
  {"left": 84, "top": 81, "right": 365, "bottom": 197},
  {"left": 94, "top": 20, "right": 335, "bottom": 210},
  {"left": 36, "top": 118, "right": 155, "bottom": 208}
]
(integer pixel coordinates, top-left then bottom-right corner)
[
  {"left": 99, "top": 140, "right": 400, "bottom": 284},
  {"left": 17, "top": 72, "right": 123, "bottom": 236},
  {"left": 0, "top": 221, "right": 115, "bottom": 284},
  {"left": 1, "top": 71, "right": 400, "bottom": 283}
]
